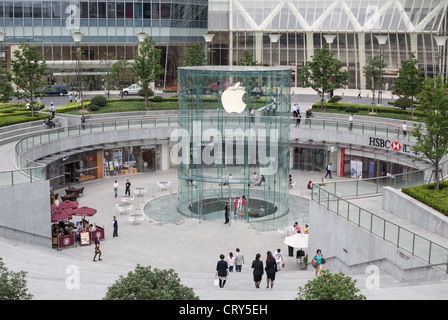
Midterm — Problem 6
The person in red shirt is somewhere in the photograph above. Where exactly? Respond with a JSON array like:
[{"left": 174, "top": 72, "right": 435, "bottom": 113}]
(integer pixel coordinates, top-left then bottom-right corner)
[{"left": 233, "top": 197, "right": 239, "bottom": 216}]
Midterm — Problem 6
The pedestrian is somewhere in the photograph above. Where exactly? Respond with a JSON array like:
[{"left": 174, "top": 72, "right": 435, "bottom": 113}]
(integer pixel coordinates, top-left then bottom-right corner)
[
  {"left": 252, "top": 172, "right": 258, "bottom": 185},
  {"left": 235, "top": 248, "right": 244, "bottom": 272},
  {"left": 69, "top": 93, "right": 73, "bottom": 103},
  {"left": 112, "top": 216, "right": 118, "bottom": 237},
  {"left": 265, "top": 251, "right": 277, "bottom": 288},
  {"left": 303, "top": 224, "right": 309, "bottom": 234},
  {"left": 288, "top": 174, "right": 293, "bottom": 188},
  {"left": 259, "top": 205, "right": 265, "bottom": 216},
  {"left": 224, "top": 202, "right": 229, "bottom": 224},
  {"left": 402, "top": 121, "right": 407, "bottom": 137},
  {"left": 113, "top": 180, "right": 119, "bottom": 198},
  {"left": 251, "top": 253, "right": 264, "bottom": 288},
  {"left": 293, "top": 222, "right": 301, "bottom": 234},
  {"left": 396, "top": 122, "right": 401, "bottom": 139},
  {"left": 80, "top": 115, "right": 86, "bottom": 130},
  {"left": 227, "top": 252, "right": 235, "bottom": 272},
  {"left": 307, "top": 181, "right": 313, "bottom": 190},
  {"left": 257, "top": 174, "right": 265, "bottom": 186},
  {"left": 233, "top": 196, "right": 239, "bottom": 216},
  {"left": 325, "top": 163, "right": 332, "bottom": 179},
  {"left": 125, "top": 179, "right": 131, "bottom": 196},
  {"left": 348, "top": 114, "right": 353, "bottom": 132},
  {"left": 312, "top": 249, "right": 325, "bottom": 276},
  {"left": 357, "top": 89, "right": 361, "bottom": 99},
  {"left": 26, "top": 102, "right": 30, "bottom": 110},
  {"left": 50, "top": 103, "right": 56, "bottom": 117},
  {"left": 215, "top": 254, "right": 229, "bottom": 288},
  {"left": 93, "top": 234, "right": 102, "bottom": 262},
  {"left": 250, "top": 108, "right": 255, "bottom": 124},
  {"left": 274, "top": 249, "right": 284, "bottom": 272},
  {"left": 239, "top": 195, "right": 247, "bottom": 216}
]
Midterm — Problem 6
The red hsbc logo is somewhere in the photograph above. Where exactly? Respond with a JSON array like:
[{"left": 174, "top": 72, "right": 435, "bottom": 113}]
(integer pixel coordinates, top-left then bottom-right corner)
[{"left": 391, "top": 142, "right": 401, "bottom": 151}]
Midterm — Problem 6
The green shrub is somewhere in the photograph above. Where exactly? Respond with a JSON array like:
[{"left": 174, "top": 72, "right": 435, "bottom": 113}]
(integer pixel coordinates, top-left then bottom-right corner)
[
  {"left": 402, "top": 182, "right": 448, "bottom": 216},
  {"left": 91, "top": 95, "right": 108, "bottom": 107},
  {"left": 89, "top": 104, "right": 100, "bottom": 111},
  {"left": 328, "top": 95, "right": 342, "bottom": 103},
  {"left": 151, "top": 96, "right": 164, "bottom": 102},
  {"left": 394, "top": 97, "right": 412, "bottom": 110},
  {"left": 345, "top": 106, "right": 359, "bottom": 113}
]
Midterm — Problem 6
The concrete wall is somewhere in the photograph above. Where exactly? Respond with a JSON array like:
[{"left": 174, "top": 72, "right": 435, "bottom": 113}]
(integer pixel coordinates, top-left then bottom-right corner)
[
  {"left": 0, "top": 180, "right": 52, "bottom": 247},
  {"left": 382, "top": 187, "right": 448, "bottom": 239},
  {"left": 308, "top": 200, "right": 445, "bottom": 282}
]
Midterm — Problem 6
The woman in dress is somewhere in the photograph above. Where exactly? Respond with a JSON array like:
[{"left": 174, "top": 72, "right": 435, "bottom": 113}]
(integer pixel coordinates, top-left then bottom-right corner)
[
  {"left": 251, "top": 253, "right": 263, "bottom": 288},
  {"left": 265, "top": 251, "right": 277, "bottom": 288},
  {"left": 215, "top": 254, "right": 229, "bottom": 288}
]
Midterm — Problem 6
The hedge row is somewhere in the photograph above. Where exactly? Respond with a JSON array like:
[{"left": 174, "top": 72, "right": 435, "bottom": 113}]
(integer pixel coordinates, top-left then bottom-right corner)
[
  {"left": 402, "top": 182, "right": 448, "bottom": 216},
  {"left": 312, "top": 101, "right": 425, "bottom": 117}
]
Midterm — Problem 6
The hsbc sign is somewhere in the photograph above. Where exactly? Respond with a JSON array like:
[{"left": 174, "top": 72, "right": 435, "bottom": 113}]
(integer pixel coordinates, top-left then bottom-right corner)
[{"left": 368, "top": 137, "right": 418, "bottom": 155}]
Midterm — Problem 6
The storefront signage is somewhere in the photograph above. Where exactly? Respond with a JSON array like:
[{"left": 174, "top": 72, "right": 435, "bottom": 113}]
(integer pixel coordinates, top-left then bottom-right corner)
[
  {"left": 368, "top": 137, "right": 419, "bottom": 155},
  {"left": 58, "top": 235, "right": 75, "bottom": 248},
  {"left": 141, "top": 144, "right": 157, "bottom": 149}
]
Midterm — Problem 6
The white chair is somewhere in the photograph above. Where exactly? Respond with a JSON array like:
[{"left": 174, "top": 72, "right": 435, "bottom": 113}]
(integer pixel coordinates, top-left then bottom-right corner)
[
  {"left": 289, "top": 181, "right": 296, "bottom": 189},
  {"left": 125, "top": 204, "right": 133, "bottom": 214},
  {"left": 136, "top": 215, "right": 145, "bottom": 224},
  {"left": 117, "top": 206, "right": 126, "bottom": 215},
  {"left": 277, "top": 228, "right": 286, "bottom": 238},
  {"left": 128, "top": 216, "right": 136, "bottom": 225}
]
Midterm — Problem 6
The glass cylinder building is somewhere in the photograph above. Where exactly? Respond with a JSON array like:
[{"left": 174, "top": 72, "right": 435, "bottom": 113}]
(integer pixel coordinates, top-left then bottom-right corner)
[{"left": 176, "top": 66, "right": 291, "bottom": 222}]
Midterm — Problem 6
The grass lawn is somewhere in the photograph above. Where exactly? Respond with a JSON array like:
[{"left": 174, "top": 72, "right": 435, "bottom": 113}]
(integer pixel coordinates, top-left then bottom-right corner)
[
  {"left": 0, "top": 103, "right": 47, "bottom": 127},
  {"left": 402, "top": 182, "right": 448, "bottom": 216}
]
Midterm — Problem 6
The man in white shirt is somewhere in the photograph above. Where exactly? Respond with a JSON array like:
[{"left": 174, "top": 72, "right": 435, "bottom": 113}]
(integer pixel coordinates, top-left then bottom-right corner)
[
  {"left": 402, "top": 122, "right": 407, "bottom": 137},
  {"left": 348, "top": 114, "right": 353, "bottom": 132}
]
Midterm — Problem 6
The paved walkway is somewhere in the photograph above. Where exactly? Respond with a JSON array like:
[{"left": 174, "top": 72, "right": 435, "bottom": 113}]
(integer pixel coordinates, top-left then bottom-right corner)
[{"left": 1, "top": 169, "right": 448, "bottom": 301}]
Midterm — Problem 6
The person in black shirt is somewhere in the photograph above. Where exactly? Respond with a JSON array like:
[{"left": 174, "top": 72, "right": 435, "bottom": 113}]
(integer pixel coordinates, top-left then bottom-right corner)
[
  {"left": 215, "top": 254, "right": 229, "bottom": 288},
  {"left": 224, "top": 202, "right": 229, "bottom": 224},
  {"left": 125, "top": 179, "right": 131, "bottom": 196}
]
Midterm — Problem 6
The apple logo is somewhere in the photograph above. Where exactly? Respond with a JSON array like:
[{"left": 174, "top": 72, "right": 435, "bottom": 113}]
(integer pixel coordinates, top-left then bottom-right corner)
[{"left": 221, "top": 82, "right": 246, "bottom": 113}]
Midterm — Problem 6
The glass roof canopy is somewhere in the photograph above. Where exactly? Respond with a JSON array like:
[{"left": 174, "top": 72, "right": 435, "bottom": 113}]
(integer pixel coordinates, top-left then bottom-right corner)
[{"left": 220, "top": 0, "right": 448, "bottom": 33}]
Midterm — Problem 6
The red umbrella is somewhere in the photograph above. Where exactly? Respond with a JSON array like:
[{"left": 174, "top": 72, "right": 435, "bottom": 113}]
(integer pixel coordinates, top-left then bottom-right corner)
[
  {"left": 51, "top": 210, "right": 73, "bottom": 223},
  {"left": 58, "top": 200, "right": 79, "bottom": 210},
  {"left": 72, "top": 206, "right": 97, "bottom": 217}
]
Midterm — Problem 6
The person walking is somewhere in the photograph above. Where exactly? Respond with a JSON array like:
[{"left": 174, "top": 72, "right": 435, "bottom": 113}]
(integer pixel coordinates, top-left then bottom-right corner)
[
  {"left": 233, "top": 196, "right": 239, "bottom": 216},
  {"left": 357, "top": 89, "right": 361, "bottom": 99},
  {"left": 396, "top": 122, "right": 401, "bottom": 139},
  {"left": 80, "top": 115, "right": 86, "bottom": 130},
  {"left": 125, "top": 179, "right": 131, "bottom": 196},
  {"left": 50, "top": 103, "right": 56, "bottom": 117},
  {"left": 402, "top": 121, "right": 408, "bottom": 138},
  {"left": 325, "top": 163, "right": 332, "bottom": 179},
  {"left": 312, "top": 249, "right": 325, "bottom": 276},
  {"left": 348, "top": 114, "right": 353, "bottom": 132},
  {"left": 227, "top": 252, "right": 235, "bottom": 272},
  {"left": 251, "top": 253, "right": 264, "bottom": 288},
  {"left": 235, "top": 248, "right": 244, "bottom": 272},
  {"left": 113, "top": 180, "right": 119, "bottom": 198},
  {"left": 274, "top": 249, "right": 284, "bottom": 272},
  {"left": 265, "top": 251, "right": 277, "bottom": 288},
  {"left": 93, "top": 234, "right": 102, "bottom": 262},
  {"left": 112, "top": 216, "right": 118, "bottom": 237},
  {"left": 215, "top": 254, "right": 229, "bottom": 288},
  {"left": 224, "top": 202, "right": 230, "bottom": 224}
]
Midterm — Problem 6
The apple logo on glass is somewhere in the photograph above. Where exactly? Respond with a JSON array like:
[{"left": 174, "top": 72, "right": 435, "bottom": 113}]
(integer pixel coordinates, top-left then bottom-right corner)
[{"left": 221, "top": 82, "right": 246, "bottom": 113}]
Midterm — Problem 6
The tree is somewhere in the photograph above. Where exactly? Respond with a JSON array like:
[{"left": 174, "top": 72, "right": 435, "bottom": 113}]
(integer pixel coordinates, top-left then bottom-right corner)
[
  {"left": 300, "top": 45, "right": 349, "bottom": 111},
  {"left": 0, "top": 257, "right": 33, "bottom": 300},
  {"left": 363, "top": 55, "right": 387, "bottom": 113},
  {"left": 238, "top": 50, "right": 262, "bottom": 66},
  {"left": 393, "top": 52, "right": 425, "bottom": 118},
  {"left": 109, "top": 58, "right": 133, "bottom": 99},
  {"left": 412, "top": 75, "right": 448, "bottom": 190},
  {"left": 10, "top": 41, "right": 50, "bottom": 117},
  {"left": 296, "top": 270, "right": 366, "bottom": 300},
  {"left": 0, "top": 69, "right": 13, "bottom": 103},
  {"left": 132, "top": 37, "right": 164, "bottom": 108},
  {"left": 103, "top": 265, "right": 199, "bottom": 300},
  {"left": 181, "top": 43, "right": 207, "bottom": 67}
]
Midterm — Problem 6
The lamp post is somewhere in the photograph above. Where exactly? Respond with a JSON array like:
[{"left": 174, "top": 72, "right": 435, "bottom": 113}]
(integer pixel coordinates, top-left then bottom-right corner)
[
  {"left": 375, "top": 34, "right": 388, "bottom": 106},
  {"left": 269, "top": 34, "right": 280, "bottom": 66},
  {"left": 71, "top": 32, "right": 84, "bottom": 110},
  {"left": 203, "top": 33, "right": 215, "bottom": 65},
  {"left": 323, "top": 34, "right": 336, "bottom": 51},
  {"left": 433, "top": 35, "right": 448, "bottom": 78}
]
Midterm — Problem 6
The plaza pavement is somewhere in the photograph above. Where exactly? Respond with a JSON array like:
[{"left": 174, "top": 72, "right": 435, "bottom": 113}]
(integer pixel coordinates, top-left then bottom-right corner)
[
  {"left": 1, "top": 88, "right": 448, "bottom": 302},
  {"left": 1, "top": 169, "right": 448, "bottom": 301}
]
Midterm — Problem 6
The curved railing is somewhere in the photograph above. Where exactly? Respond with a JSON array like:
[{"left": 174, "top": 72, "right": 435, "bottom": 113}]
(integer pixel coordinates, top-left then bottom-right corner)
[
  {"left": 311, "top": 184, "right": 448, "bottom": 273},
  {"left": 5, "top": 114, "right": 431, "bottom": 189}
]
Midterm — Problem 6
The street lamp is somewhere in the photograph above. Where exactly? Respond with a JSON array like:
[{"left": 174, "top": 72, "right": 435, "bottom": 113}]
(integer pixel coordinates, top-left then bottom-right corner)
[
  {"left": 137, "top": 32, "right": 148, "bottom": 43},
  {"left": 375, "top": 34, "right": 388, "bottom": 105},
  {"left": 433, "top": 35, "right": 448, "bottom": 77},
  {"left": 203, "top": 33, "right": 215, "bottom": 65},
  {"left": 269, "top": 34, "right": 280, "bottom": 66},
  {"left": 71, "top": 32, "right": 84, "bottom": 110},
  {"left": 323, "top": 34, "right": 336, "bottom": 51}
]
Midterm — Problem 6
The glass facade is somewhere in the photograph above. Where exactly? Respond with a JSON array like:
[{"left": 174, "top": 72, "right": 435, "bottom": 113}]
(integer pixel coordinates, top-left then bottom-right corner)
[
  {"left": 208, "top": 0, "right": 448, "bottom": 89},
  {"left": 176, "top": 66, "right": 291, "bottom": 222},
  {"left": 0, "top": 0, "right": 208, "bottom": 87}
]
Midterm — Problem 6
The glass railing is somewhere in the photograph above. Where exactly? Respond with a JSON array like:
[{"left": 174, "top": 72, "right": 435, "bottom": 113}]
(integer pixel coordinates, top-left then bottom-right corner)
[{"left": 312, "top": 184, "right": 448, "bottom": 273}]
